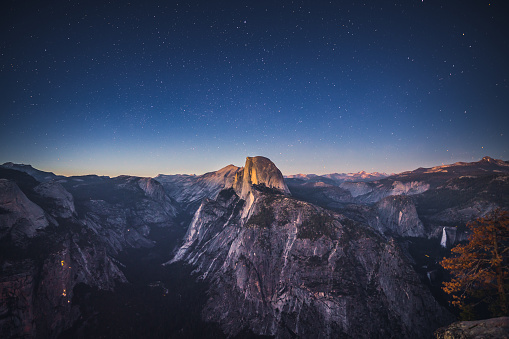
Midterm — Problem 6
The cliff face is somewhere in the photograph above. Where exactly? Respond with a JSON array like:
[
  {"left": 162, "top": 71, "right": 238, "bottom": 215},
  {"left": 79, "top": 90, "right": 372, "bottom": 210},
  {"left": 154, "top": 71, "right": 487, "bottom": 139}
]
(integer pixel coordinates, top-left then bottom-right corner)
[
  {"left": 155, "top": 164, "right": 241, "bottom": 207},
  {"left": 172, "top": 158, "right": 453, "bottom": 338},
  {"left": 0, "top": 171, "right": 178, "bottom": 338},
  {"left": 0, "top": 235, "right": 127, "bottom": 338},
  {"left": 58, "top": 175, "right": 178, "bottom": 253},
  {"left": 233, "top": 156, "right": 290, "bottom": 200},
  {"left": 34, "top": 181, "right": 76, "bottom": 219},
  {"left": 288, "top": 161, "right": 509, "bottom": 245},
  {"left": 370, "top": 195, "right": 426, "bottom": 237},
  {"left": 0, "top": 179, "right": 49, "bottom": 240},
  {"left": 231, "top": 156, "right": 290, "bottom": 219},
  {"left": 0, "top": 260, "right": 36, "bottom": 338}
]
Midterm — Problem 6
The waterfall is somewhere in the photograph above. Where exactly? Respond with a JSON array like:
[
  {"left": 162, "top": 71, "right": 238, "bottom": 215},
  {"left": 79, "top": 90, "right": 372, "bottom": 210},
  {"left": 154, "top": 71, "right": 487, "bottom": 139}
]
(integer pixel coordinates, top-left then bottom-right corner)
[{"left": 440, "top": 227, "right": 447, "bottom": 248}]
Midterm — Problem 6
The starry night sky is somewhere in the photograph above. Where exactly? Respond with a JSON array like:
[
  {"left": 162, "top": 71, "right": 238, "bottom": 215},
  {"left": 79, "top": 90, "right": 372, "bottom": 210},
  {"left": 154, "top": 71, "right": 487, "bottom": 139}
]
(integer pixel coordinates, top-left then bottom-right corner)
[{"left": 1, "top": 0, "right": 508, "bottom": 177}]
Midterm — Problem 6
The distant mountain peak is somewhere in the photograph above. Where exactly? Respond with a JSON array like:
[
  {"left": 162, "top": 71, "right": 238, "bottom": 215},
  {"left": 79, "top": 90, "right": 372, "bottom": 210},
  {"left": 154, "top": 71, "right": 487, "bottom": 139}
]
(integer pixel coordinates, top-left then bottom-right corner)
[
  {"left": 286, "top": 171, "right": 388, "bottom": 184},
  {"left": 479, "top": 156, "right": 509, "bottom": 167},
  {"left": 478, "top": 156, "right": 508, "bottom": 166},
  {"left": 215, "top": 164, "right": 241, "bottom": 175},
  {"left": 2, "top": 162, "right": 35, "bottom": 169}
]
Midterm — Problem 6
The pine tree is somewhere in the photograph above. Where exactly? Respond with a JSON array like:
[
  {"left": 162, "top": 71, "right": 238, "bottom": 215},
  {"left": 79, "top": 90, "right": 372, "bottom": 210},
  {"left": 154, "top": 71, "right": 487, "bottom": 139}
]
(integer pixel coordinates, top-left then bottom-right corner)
[{"left": 441, "top": 209, "right": 509, "bottom": 319}]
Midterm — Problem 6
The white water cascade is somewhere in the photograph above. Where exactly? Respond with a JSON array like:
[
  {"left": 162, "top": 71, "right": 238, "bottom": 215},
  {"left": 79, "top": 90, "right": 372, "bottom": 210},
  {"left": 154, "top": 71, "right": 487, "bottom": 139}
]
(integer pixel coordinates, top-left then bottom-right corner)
[{"left": 440, "top": 227, "right": 447, "bottom": 248}]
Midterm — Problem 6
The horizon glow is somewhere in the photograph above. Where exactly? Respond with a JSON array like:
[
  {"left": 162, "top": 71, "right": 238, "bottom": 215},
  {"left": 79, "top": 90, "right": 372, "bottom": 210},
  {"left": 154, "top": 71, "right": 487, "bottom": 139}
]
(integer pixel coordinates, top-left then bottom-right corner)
[{"left": 1, "top": 1, "right": 508, "bottom": 177}]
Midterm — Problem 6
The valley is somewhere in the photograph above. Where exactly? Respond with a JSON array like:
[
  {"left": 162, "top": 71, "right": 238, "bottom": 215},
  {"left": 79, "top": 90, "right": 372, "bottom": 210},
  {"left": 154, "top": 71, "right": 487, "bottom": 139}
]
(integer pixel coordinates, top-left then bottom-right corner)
[{"left": 1, "top": 156, "right": 508, "bottom": 338}]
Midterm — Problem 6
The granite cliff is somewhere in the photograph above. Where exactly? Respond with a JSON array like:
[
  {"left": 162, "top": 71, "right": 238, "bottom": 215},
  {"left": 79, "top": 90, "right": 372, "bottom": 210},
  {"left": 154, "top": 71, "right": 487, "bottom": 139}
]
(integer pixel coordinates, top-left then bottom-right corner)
[
  {"left": 171, "top": 157, "right": 453, "bottom": 338},
  {"left": 286, "top": 157, "right": 509, "bottom": 242},
  {"left": 0, "top": 168, "right": 178, "bottom": 338}
]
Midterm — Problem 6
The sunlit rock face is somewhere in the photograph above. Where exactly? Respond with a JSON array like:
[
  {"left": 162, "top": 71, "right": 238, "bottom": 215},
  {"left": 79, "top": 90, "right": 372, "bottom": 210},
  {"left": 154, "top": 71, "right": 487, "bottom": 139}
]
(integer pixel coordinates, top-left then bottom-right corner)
[
  {"left": 172, "top": 159, "right": 452, "bottom": 338},
  {"left": 230, "top": 156, "right": 290, "bottom": 218},
  {"left": 233, "top": 156, "right": 290, "bottom": 200}
]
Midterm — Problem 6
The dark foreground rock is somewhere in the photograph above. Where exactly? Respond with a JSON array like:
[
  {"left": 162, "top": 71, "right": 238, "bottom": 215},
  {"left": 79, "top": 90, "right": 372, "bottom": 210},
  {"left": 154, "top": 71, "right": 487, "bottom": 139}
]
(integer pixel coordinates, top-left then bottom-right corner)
[{"left": 434, "top": 317, "right": 509, "bottom": 339}]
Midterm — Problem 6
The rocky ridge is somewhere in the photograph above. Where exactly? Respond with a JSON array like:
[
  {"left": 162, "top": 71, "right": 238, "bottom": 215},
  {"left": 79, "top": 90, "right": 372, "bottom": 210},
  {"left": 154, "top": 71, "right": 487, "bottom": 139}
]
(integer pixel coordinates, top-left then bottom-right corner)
[
  {"left": 285, "top": 171, "right": 388, "bottom": 183},
  {"left": 1, "top": 162, "right": 62, "bottom": 182},
  {"left": 0, "top": 179, "right": 49, "bottom": 240},
  {"left": 287, "top": 157, "right": 509, "bottom": 241},
  {"left": 155, "top": 164, "right": 241, "bottom": 207},
  {"left": 434, "top": 316, "right": 509, "bottom": 339}
]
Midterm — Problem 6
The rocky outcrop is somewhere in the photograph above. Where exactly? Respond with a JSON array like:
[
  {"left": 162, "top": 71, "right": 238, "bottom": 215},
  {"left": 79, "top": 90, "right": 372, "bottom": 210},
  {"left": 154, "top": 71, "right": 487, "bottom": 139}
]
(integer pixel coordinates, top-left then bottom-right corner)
[
  {"left": 370, "top": 195, "right": 426, "bottom": 237},
  {"left": 83, "top": 199, "right": 155, "bottom": 252},
  {"left": 34, "top": 181, "right": 76, "bottom": 218},
  {"left": 233, "top": 156, "right": 290, "bottom": 200},
  {"left": 434, "top": 317, "right": 509, "bottom": 339},
  {"left": 127, "top": 176, "right": 178, "bottom": 221},
  {"left": 293, "top": 178, "right": 430, "bottom": 206},
  {"left": 231, "top": 156, "right": 290, "bottom": 218},
  {"left": 1, "top": 162, "right": 61, "bottom": 182},
  {"left": 0, "top": 179, "right": 49, "bottom": 240},
  {"left": 0, "top": 235, "right": 127, "bottom": 338},
  {"left": 0, "top": 260, "right": 36, "bottom": 338},
  {"left": 339, "top": 181, "right": 373, "bottom": 197},
  {"left": 391, "top": 180, "right": 430, "bottom": 196},
  {"left": 58, "top": 175, "right": 178, "bottom": 253},
  {"left": 155, "top": 164, "right": 241, "bottom": 205},
  {"left": 172, "top": 158, "right": 452, "bottom": 338},
  {"left": 0, "top": 170, "right": 159, "bottom": 338},
  {"left": 353, "top": 180, "right": 430, "bottom": 204},
  {"left": 429, "top": 200, "right": 498, "bottom": 226},
  {"left": 33, "top": 236, "right": 126, "bottom": 337}
]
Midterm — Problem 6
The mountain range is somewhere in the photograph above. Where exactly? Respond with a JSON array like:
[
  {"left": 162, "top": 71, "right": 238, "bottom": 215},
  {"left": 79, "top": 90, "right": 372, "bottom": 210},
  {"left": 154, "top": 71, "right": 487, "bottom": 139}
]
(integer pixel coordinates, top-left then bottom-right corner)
[
  {"left": 1, "top": 156, "right": 508, "bottom": 338},
  {"left": 285, "top": 170, "right": 390, "bottom": 183}
]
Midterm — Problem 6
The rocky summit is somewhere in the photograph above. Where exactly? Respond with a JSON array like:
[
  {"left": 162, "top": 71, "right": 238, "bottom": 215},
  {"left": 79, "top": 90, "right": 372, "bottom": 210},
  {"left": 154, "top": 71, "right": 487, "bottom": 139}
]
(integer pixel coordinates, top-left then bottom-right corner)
[
  {"left": 1, "top": 156, "right": 508, "bottom": 338},
  {"left": 233, "top": 156, "right": 291, "bottom": 199}
]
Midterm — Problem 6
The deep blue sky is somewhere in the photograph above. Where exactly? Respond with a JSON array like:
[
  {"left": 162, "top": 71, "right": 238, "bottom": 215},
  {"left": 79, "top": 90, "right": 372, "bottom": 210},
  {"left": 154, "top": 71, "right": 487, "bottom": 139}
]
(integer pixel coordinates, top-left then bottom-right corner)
[{"left": 1, "top": 0, "right": 508, "bottom": 177}]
